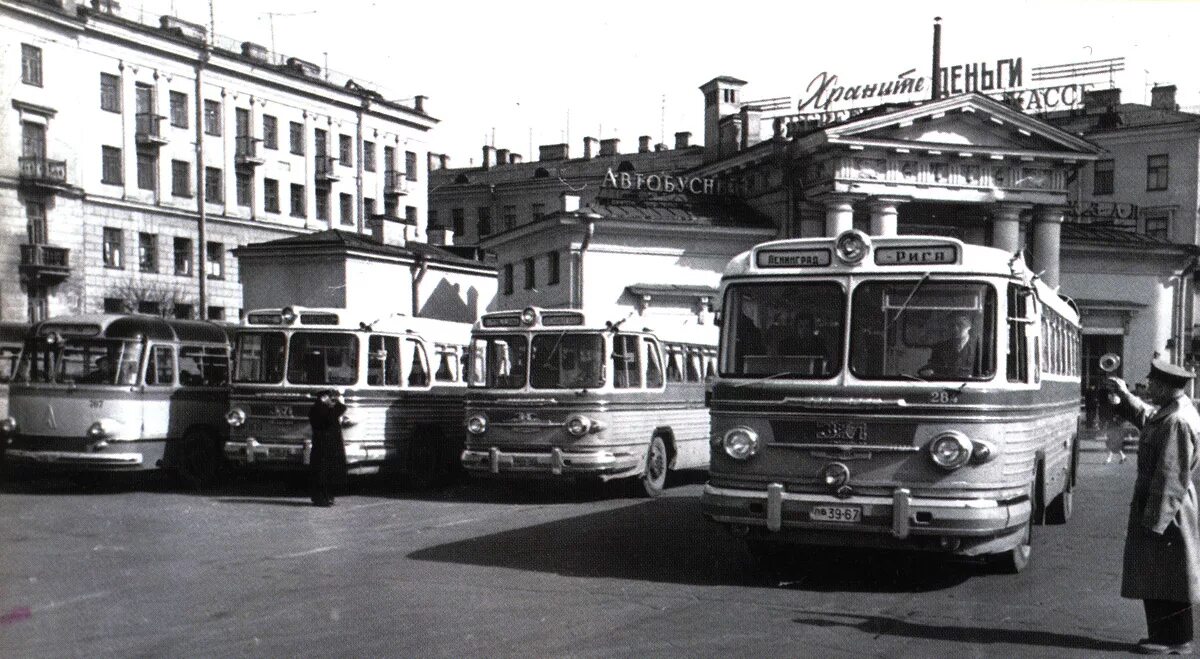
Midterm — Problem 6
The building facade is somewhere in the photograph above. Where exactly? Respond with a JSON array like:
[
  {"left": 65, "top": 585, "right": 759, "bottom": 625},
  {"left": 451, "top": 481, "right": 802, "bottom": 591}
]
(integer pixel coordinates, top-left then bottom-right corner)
[{"left": 2, "top": 0, "right": 436, "bottom": 323}]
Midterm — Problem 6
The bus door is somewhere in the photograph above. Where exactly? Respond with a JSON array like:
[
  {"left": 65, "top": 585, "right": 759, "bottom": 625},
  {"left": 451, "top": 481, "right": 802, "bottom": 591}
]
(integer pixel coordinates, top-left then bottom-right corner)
[{"left": 142, "top": 342, "right": 176, "bottom": 439}]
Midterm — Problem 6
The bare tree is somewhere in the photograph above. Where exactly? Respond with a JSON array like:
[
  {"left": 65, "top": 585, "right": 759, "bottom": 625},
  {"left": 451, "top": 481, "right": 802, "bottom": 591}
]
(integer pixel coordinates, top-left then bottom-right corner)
[{"left": 106, "top": 278, "right": 197, "bottom": 318}]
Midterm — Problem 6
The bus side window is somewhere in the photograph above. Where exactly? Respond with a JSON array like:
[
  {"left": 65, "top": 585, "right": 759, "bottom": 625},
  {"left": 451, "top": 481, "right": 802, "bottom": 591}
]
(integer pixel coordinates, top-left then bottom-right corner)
[
  {"left": 435, "top": 347, "right": 458, "bottom": 382},
  {"left": 407, "top": 339, "right": 430, "bottom": 387},
  {"left": 704, "top": 350, "right": 717, "bottom": 382},
  {"left": 666, "top": 346, "right": 683, "bottom": 382},
  {"left": 145, "top": 345, "right": 175, "bottom": 386},
  {"left": 180, "top": 346, "right": 229, "bottom": 387},
  {"left": 686, "top": 347, "right": 702, "bottom": 382},
  {"left": 644, "top": 337, "right": 664, "bottom": 389},
  {"left": 611, "top": 335, "right": 642, "bottom": 389},
  {"left": 368, "top": 336, "right": 402, "bottom": 386},
  {"left": 0, "top": 345, "right": 20, "bottom": 383},
  {"left": 1007, "top": 284, "right": 1033, "bottom": 384}
]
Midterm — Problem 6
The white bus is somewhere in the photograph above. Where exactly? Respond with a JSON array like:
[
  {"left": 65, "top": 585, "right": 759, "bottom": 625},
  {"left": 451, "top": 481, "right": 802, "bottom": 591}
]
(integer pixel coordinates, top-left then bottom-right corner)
[
  {"left": 2, "top": 314, "right": 232, "bottom": 485},
  {"left": 462, "top": 307, "right": 718, "bottom": 496},
  {"left": 224, "top": 306, "right": 472, "bottom": 481}
]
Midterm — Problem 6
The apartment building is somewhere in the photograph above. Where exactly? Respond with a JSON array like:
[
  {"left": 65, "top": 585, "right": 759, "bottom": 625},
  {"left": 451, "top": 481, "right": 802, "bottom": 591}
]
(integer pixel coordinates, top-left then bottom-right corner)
[{"left": 1, "top": 0, "right": 436, "bottom": 322}]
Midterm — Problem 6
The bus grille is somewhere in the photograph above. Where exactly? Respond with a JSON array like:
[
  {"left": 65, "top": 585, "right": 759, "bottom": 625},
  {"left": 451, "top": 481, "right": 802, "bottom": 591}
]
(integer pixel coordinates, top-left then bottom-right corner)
[{"left": 769, "top": 420, "right": 917, "bottom": 447}]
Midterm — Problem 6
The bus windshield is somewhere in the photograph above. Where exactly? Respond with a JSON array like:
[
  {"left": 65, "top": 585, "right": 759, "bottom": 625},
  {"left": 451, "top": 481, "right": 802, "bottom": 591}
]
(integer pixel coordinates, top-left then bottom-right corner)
[
  {"left": 15, "top": 337, "right": 143, "bottom": 385},
  {"left": 286, "top": 332, "right": 359, "bottom": 385},
  {"left": 234, "top": 331, "right": 286, "bottom": 384},
  {"left": 530, "top": 333, "right": 604, "bottom": 389},
  {"left": 470, "top": 334, "right": 529, "bottom": 389},
  {"left": 722, "top": 282, "right": 845, "bottom": 378},
  {"left": 850, "top": 280, "right": 997, "bottom": 381}
]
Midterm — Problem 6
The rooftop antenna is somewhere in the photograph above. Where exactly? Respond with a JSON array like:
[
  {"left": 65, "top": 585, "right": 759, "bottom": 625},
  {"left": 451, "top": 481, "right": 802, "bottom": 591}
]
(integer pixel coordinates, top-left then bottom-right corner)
[
  {"left": 208, "top": 0, "right": 215, "bottom": 43},
  {"left": 660, "top": 93, "right": 666, "bottom": 144},
  {"left": 260, "top": 10, "right": 318, "bottom": 61}
]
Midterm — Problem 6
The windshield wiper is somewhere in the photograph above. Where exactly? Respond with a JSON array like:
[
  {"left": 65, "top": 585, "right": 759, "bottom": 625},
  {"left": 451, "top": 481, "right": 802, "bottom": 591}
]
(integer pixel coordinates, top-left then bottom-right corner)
[
  {"left": 898, "top": 372, "right": 927, "bottom": 382},
  {"left": 734, "top": 371, "right": 807, "bottom": 387},
  {"left": 889, "top": 272, "right": 932, "bottom": 324}
]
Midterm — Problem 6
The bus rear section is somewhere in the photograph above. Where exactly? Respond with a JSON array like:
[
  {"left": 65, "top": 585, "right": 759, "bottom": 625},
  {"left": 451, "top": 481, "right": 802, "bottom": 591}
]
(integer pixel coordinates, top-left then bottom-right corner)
[
  {"left": 461, "top": 307, "right": 716, "bottom": 496},
  {"left": 224, "top": 307, "right": 470, "bottom": 481},
  {"left": 701, "top": 232, "right": 1081, "bottom": 572}
]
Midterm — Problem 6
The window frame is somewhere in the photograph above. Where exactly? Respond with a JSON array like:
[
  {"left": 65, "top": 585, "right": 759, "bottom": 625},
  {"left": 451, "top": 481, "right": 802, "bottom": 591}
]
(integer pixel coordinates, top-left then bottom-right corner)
[
  {"left": 100, "top": 72, "right": 121, "bottom": 112},
  {"left": 103, "top": 227, "right": 124, "bottom": 269},
  {"left": 1147, "top": 153, "right": 1169, "bottom": 191},
  {"left": 203, "top": 99, "right": 222, "bottom": 136},
  {"left": 101, "top": 145, "right": 123, "bottom": 185},
  {"left": 169, "top": 90, "right": 188, "bottom": 128},
  {"left": 21, "top": 44, "right": 43, "bottom": 87},
  {"left": 1093, "top": 159, "right": 1114, "bottom": 195}
]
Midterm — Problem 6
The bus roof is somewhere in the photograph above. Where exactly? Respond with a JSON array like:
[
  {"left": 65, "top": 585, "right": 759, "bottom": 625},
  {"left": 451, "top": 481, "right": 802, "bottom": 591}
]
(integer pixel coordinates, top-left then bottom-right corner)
[
  {"left": 241, "top": 306, "right": 472, "bottom": 345},
  {"left": 475, "top": 307, "right": 718, "bottom": 346},
  {"left": 31, "top": 314, "right": 231, "bottom": 344},
  {"left": 722, "top": 231, "right": 1079, "bottom": 324}
]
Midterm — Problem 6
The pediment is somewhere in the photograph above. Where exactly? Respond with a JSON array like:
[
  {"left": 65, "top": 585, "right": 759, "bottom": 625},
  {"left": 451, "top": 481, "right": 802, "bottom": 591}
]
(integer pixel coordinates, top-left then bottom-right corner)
[{"left": 822, "top": 93, "right": 1102, "bottom": 156}]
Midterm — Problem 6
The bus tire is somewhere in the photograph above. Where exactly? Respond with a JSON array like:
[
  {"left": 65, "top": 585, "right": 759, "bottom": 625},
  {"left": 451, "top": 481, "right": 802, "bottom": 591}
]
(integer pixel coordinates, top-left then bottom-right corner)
[
  {"left": 176, "top": 427, "right": 222, "bottom": 490},
  {"left": 991, "top": 516, "right": 1033, "bottom": 574},
  {"left": 1046, "top": 488, "right": 1073, "bottom": 524},
  {"left": 407, "top": 425, "right": 449, "bottom": 489},
  {"left": 639, "top": 435, "right": 669, "bottom": 498}
]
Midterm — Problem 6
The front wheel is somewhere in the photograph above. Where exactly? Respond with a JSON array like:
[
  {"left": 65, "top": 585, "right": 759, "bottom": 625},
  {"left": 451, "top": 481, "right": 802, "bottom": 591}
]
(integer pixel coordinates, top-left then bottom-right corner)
[
  {"left": 1045, "top": 488, "right": 1073, "bottom": 524},
  {"left": 639, "top": 435, "right": 669, "bottom": 498},
  {"left": 991, "top": 517, "right": 1033, "bottom": 574}
]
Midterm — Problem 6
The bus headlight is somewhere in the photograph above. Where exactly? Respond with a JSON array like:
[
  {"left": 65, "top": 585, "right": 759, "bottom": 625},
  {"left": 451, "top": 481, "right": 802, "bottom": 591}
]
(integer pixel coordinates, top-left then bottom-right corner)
[
  {"left": 928, "top": 431, "right": 973, "bottom": 470},
  {"left": 86, "top": 420, "right": 114, "bottom": 440},
  {"left": 565, "top": 414, "right": 592, "bottom": 437},
  {"left": 0, "top": 417, "right": 16, "bottom": 437},
  {"left": 466, "top": 413, "right": 488, "bottom": 435},
  {"left": 722, "top": 427, "right": 760, "bottom": 460},
  {"left": 225, "top": 408, "right": 247, "bottom": 428}
]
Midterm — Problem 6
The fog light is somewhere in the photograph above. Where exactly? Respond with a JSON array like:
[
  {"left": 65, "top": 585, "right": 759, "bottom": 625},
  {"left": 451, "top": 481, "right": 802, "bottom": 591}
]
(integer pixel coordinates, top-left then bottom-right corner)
[
  {"left": 821, "top": 462, "right": 850, "bottom": 488},
  {"left": 928, "top": 431, "right": 972, "bottom": 470},
  {"left": 0, "top": 417, "right": 16, "bottom": 436},
  {"left": 722, "top": 427, "right": 760, "bottom": 460},
  {"left": 564, "top": 415, "right": 591, "bottom": 437},
  {"left": 86, "top": 420, "right": 111, "bottom": 440},
  {"left": 224, "top": 408, "right": 247, "bottom": 428},
  {"left": 466, "top": 413, "right": 487, "bottom": 435}
]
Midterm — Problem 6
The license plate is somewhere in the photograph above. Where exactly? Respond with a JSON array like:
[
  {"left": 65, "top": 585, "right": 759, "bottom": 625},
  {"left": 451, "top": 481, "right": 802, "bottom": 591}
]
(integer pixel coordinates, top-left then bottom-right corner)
[
  {"left": 810, "top": 505, "right": 862, "bottom": 523},
  {"left": 268, "top": 447, "right": 293, "bottom": 458}
]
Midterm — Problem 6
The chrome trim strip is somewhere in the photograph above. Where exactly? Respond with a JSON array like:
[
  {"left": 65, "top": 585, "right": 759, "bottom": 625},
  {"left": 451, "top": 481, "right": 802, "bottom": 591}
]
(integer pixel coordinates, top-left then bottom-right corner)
[{"left": 702, "top": 483, "right": 1000, "bottom": 508}]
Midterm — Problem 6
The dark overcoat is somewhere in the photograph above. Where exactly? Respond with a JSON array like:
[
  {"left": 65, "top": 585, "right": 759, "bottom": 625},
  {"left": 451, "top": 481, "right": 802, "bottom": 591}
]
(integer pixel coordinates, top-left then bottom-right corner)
[
  {"left": 308, "top": 399, "right": 348, "bottom": 490},
  {"left": 1119, "top": 392, "right": 1200, "bottom": 602}
]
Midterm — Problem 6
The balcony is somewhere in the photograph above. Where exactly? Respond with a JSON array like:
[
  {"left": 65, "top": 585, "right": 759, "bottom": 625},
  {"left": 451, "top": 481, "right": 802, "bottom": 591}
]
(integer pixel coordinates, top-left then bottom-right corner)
[
  {"left": 235, "top": 135, "right": 265, "bottom": 167},
  {"left": 135, "top": 113, "right": 169, "bottom": 146},
  {"left": 315, "top": 155, "right": 340, "bottom": 185},
  {"left": 384, "top": 170, "right": 411, "bottom": 196},
  {"left": 19, "top": 244, "right": 71, "bottom": 285},
  {"left": 18, "top": 156, "right": 70, "bottom": 193}
]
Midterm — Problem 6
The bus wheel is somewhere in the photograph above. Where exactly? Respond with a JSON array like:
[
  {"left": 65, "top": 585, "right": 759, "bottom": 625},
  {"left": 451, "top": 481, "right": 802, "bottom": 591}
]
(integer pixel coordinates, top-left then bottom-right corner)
[
  {"left": 639, "top": 435, "right": 669, "bottom": 498},
  {"left": 177, "top": 428, "right": 221, "bottom": 489},
  {"left": 991, "top": 517, "right": 1033, "bottom": 574},
  {"left": 1046, "top": 488, "right": 1073, "bottom": 524}
]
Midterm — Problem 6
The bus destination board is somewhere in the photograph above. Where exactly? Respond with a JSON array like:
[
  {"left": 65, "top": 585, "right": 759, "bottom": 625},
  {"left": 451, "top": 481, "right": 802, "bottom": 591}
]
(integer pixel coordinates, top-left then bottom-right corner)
[
  {"left": 874, "top": 245, "right": 958, "bottom": 265},
  {"left": 756, "top": 248, "right": 832, "bottom": 268}
]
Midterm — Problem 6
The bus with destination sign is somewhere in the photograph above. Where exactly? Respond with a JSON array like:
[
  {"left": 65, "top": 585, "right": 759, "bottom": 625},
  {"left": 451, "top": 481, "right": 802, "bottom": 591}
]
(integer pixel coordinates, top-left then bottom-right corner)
[
  {"left": 462, "top": 307, "right": 717, "bottom": 496},
  {"left": 224, "top": 306, "right": 472, "bottom": 482},
  {"left": 702, "top": 230, "right": 1081, "bottom": 573}
]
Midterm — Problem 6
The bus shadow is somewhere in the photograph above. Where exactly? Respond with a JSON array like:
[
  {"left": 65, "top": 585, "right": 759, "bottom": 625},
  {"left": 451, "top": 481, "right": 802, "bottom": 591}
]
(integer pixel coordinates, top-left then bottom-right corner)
[
  {"left": 408, "top": 495, "right": 971, "bottom": 592},
  {"left": 790, "top": 610, "right": 1131, "bottom": 653}
]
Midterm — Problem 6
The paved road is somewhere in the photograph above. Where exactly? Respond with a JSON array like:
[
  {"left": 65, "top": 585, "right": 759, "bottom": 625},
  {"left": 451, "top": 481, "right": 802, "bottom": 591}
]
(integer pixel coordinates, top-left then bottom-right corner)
[{"left": 0, "top": 450, "right": 1152, "bottom": 658}]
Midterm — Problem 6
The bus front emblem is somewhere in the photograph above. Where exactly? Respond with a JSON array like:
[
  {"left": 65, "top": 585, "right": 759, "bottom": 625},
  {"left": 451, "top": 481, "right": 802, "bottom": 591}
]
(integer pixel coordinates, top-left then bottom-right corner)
[{"left": 816, "top": 421, "right": 867, "bottom": 443}]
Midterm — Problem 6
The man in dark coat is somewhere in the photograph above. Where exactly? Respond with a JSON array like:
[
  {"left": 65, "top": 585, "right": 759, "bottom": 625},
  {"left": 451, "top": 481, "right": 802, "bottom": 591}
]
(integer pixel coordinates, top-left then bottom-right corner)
[
  {"left": 921, "top": 313, "right": 980, "bottom": 378},
  {"left": 1107, "top": 359, "right": 1200, "bottom": 654},
  {"left": 308, "top": 389, "right": 348, "bottom": 507}
]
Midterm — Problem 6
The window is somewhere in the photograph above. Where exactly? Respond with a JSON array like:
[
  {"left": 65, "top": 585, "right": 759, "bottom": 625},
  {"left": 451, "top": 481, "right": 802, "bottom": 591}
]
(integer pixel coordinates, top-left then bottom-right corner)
[
  {"left": 1145, "top": 211, "right": 1171, "bottom": 240},
  {"left": 406, "top": 339, "right": 430, "bottom": 387},
  {"left": 104, "top": 297, "right": 125, "bottom": 313},
  {"left": 139, "top": 233, "right": 158, "bottom": 273},
  {"left": 364, "top": 141, "right": 376, "bottom": 172},
  {"left": 611, "top": 335, "right": 642, "bottom": 388},
  {"left": 100, "top": 73, "right": 121, "bottom": 112},
  {"left": 136, "top": 149, "right": 157, "bottom": 191},
  {"left": 340, "top": 193, "right": 353, "bottom": 225},
  {"left": 21, "top": 44, "right": 42, "bottom": 86},
  {"left": 645, "top": 339, "right": 664, "bottom": 388},
  {"left": 235, "top": 170, "right": 252, "bottom": 207},
  {"left": 1007, "top": 284, "right": 1033, "bottom": 383},
  {"left": 204, "top": 166, "right": 223, "bottom": 203},
  {"left": 532, "top": 202, "right": 546, "bottom": 221},
  {"left": 286, "top": 333, "right": 358, "bottom": 385},
  {"left": 405, "top": 150, "right": 418, "bottom": 181},
  {"left": 207, "top": 307, "right": 225, "bottom": 321},
  {"left": 171, "top": 160, "right": 191, "bottom": 197},
  {"left": 406, "top": 206, "right": 417, "bottom": 225},
  {"left": 339, "top": 134, "right": 352, "bottom": 167},
  {"left": 503, "top": 264, "right": 514, "bottom": 295},
  {"left": 290, "top": 183, "right": 306, "bottom": 217},
  {"left": 174, "top": 304, "right": 193, "bottom": 320},
  {"left": 1093, "top": 159, "right": 1114, "bottom": 195},
  {"left": 264, "top": 178, "right": 280, "bottom": 212},
  {"left": 174, "top": 237, "right": 193, "bottom": 276},
  {"left": 103, "top": 228, "right": 124, "bottom": 269},
  {"left": 1147, "top": 154, "right": 1169, "bottom": 191},
  {"left": 26, "top": 201, "right": 46, "bottom": 245},
  {"left": 384, "top": 195, "right": 398, "bottom": 218},
  {"left": 145, "top": 346, "right": 175, "bottom": 386},
  {"left": 367, "top": 335, "right": 402, "bottom": 386},
  {"left": 316, "top": 189, "right": 330, "bottom": 221},
  {"left": 477, "top": 207, "right": 492, "bottom": 236},
  {"left": 503, "top": 205, "right": 517, "bottom": 231},
  {"left": 169, "top": 91, "right": 188, "bottom": 128},
  {"left": 384, "top": 146, "right": 396, "bottom": 172},
  {"left": 452, "top": 208, "right": 465, "bottom": 236},
  {"left": 138, "top": 301, "right": 161, "bottom": 316},
  {"left": 101, "top": 146, "right": 122, "bottom": 185},
  {"left": 235, "top": 107, "right": 250, "bottom": 138},
  {"left": 364, "top": 197, "right": 375, "bottom": 218},
  {"left": 529, "top": 333, "right": 604, "bottom": 389},
  {"left": 262, "top": 114, "right": 278, "bottom": 150},
  {"left": 289, "top": 121, "right": 304, "bottom": 155},
  {"left": 434, "top": 346, "right": 460, "bottom": 382},
  {"left": 723, "top": 282, "right": 847, "bottom": 379},
  {"left": 206, "top": 241, "right": 224, "bottom": 280},
  {"left": 180, "top": 345, "right": 229, "bottom": 386},
  {"left": 428, "top": 209, "right": 439, "bottom": 228},
  {"left": 203, "top": 100, "right": 221, "bottom": 136},
  {"left": 547, "top": 251, "right": 560, "bottom": 285},
  {"left": 524, "top": 257, "right": 536, "bottom": 290}
]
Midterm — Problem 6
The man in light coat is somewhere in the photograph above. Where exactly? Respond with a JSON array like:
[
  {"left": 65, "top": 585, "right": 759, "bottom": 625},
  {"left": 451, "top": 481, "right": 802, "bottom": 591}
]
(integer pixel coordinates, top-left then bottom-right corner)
[{"left": 1108, "top": 359, "right": 1200, "bottom": 655}]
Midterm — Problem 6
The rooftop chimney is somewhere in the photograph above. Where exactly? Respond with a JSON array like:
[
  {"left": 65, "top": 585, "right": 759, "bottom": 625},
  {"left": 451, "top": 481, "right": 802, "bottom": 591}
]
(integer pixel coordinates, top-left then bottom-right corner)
[
  {"left": 538, "top": 143, "right": 569, "bottom": 161},
  {"left": 495, "top": 148, "right": 510, "bottom": 165},
  {"left": 599, "top": 138, "right": 620, "bottom": 156},
  {"left": 427, "top": 153, "right": 441, "bottom": 172},
  {"left": 368, "top": 215, "right": 408, "bottom": 247},
  {"left": 427, "top": 226, "right": 454, "bottom": 246},
  {"left": 439, "top": 154, "right": 450, "bottom": 169},
  {"left": 674, "top": 131, "right": 691, "bottom": 149},
  {"left": 90, "top": 0, "right": 117, "bottom": 15},
  {"left": 509, "top": 153, "right": 523, "bottom": 164},
  {"left": 583, "top": 137, "right": 599, "bottom": 159},
  {"left": 413, "top": 95, "right": 427, "bottom": 113},
  {"left": 241, "top": 41, "right": 269, "bottom": 62},
  {"left": 1151, "top": 85, "right": 1178, "bottom": 111},
  {"left": 1083, "top": 88, "right": 1122, "bottom": 110},
  {"left": 654, "top": 143, "right": 667, "bottom": 152},
  {"left": 481, "top": 145, "right": 496, "bottom": 170},
  {"left": 638, "top": 136, "right": 652, "bottom": 153}
]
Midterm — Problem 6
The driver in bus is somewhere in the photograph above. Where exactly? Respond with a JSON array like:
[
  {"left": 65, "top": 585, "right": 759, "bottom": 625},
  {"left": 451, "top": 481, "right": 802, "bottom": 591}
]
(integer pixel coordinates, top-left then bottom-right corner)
[
  {"left": 80, "top": 355, "right": 117, "bottom": 384},
  {"left": 921, "top": 313, "right": 980, "bottom": 378}
]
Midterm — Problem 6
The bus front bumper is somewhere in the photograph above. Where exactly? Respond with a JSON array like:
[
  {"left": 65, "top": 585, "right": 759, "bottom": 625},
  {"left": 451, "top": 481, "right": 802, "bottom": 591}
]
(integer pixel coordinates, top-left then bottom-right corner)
[
  {"left": 461, "top": 446, "right": 640, "bottom": 479},
  {"left": 224, "top": 439, "right": 385, "bottom": 473},
  {"left": 5, "top": 448, "right": 145, "bottom": 469},
  {"left": 701, "top": 482, "right": 1031, "bottom": 556}
]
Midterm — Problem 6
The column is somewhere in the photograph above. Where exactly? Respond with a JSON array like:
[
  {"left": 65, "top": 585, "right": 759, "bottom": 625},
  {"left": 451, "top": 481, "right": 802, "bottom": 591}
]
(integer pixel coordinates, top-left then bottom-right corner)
[
  {"left": 1031, "top": 205, "right": 1064, "bottom": 289},
  {"left": 868, "top": 197, "right": 906, "bottom": 236},
  {"left": 991, "top": 203, "right": 1028, "bottom": 253},
  {"left": 824, "top": 195, "right": 855, "bottom": 237}
]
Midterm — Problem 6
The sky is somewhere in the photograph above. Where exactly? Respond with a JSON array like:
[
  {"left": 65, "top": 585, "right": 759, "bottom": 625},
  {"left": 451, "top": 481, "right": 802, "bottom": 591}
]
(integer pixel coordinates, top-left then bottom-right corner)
[{"left": 130, "top": 0, "right": 1200, "bottom": 166}]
